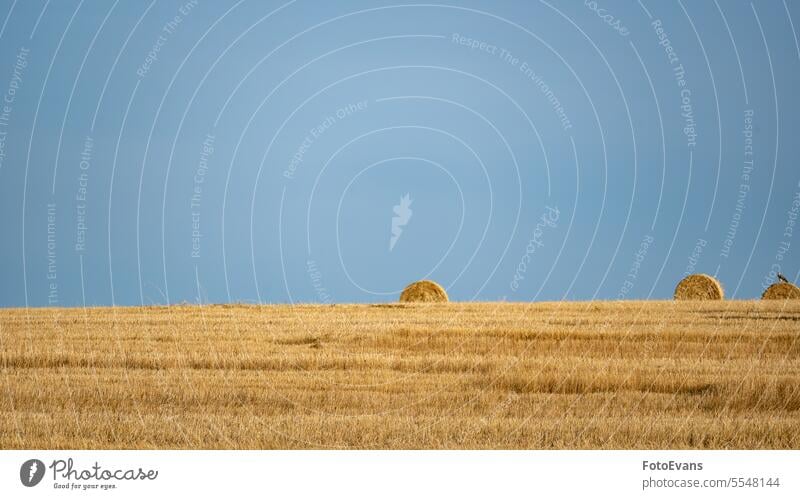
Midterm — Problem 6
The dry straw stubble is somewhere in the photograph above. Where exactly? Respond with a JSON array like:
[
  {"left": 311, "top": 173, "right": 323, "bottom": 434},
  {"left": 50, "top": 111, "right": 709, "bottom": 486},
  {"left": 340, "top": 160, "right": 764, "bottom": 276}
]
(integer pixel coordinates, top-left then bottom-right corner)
[{"left": 2, "top": 301, "right": 799, "bottom": 449}]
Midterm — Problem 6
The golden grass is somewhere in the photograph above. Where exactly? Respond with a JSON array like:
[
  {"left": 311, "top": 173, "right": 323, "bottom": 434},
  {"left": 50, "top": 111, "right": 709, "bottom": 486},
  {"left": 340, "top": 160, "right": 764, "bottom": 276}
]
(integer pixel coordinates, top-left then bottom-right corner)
[{"left": 0, "top": 301, "right": 798, "bottom": 449}]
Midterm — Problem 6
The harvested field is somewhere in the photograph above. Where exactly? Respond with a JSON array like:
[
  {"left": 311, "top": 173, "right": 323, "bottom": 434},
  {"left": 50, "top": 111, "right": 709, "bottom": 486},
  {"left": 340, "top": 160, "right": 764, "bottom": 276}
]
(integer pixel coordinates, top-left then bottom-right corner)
[{"left": 1, "top": 301, "right": 799, "bottom": 449}]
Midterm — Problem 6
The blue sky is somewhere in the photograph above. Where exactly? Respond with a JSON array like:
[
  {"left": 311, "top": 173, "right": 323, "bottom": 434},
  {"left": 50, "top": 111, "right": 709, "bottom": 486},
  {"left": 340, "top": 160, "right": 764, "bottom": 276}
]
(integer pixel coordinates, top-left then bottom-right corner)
[{"left": 0, "top": 0, "right": 798, "bottom": 306}]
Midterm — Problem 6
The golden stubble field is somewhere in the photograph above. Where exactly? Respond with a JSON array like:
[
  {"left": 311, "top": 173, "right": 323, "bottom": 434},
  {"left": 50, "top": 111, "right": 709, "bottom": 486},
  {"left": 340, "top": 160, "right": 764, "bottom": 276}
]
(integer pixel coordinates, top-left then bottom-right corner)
[{"left": 1, "top": 300, "right": 799, "bottom": 449}]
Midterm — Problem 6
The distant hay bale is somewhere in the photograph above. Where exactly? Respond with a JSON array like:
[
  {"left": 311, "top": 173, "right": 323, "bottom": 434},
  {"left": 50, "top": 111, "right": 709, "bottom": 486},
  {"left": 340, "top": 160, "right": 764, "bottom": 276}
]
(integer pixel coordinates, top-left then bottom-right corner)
[
  {"left": 674, "top": 274, "right": 724, "bottom": 301},
  {"left": 762, "top": 282, "right": 800, "bottom": 300},
  {"left": 399, "top": 280, "right": 448, "bottom": 303}
]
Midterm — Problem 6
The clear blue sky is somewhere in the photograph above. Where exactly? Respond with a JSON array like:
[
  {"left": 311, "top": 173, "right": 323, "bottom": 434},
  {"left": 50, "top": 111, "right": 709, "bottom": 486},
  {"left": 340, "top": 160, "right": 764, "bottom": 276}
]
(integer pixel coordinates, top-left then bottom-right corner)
[{"left": 0, "top": 0, "right": 798, "bottom": 307}]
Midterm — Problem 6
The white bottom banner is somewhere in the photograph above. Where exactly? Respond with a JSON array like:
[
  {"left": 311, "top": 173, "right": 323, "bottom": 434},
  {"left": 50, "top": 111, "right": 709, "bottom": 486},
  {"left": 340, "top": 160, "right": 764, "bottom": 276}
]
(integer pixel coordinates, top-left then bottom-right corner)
[{"left": 1, "top": 450, "right": 797, "bottom": 498}]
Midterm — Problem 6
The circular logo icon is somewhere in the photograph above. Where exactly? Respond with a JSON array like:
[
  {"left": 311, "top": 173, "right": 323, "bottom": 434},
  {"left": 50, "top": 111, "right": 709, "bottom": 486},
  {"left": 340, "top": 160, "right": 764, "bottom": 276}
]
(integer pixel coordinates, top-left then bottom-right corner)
[{"left": 20, "top": 459, "right": 45, "bottom": 487}]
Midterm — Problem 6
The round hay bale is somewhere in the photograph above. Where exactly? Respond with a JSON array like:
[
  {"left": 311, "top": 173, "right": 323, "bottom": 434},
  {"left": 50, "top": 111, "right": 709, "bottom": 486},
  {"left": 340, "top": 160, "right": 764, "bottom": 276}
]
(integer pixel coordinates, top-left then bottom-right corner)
[
  {"left": 399, "top": 280, "right": 448, "bottom": 303},
  {"left": 762, "top": 282, "right": 800, "bottom": 300},
  {"left": 674, "top": 274, "right": 724, "bottom": 301}
]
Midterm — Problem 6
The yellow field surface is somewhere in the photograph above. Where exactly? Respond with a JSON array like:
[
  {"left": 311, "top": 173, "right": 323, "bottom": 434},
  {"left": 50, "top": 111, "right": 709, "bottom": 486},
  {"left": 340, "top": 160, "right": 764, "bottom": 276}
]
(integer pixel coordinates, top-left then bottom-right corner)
[{"left": 1, "top": 301, "right": 798, "bottom": 449}]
